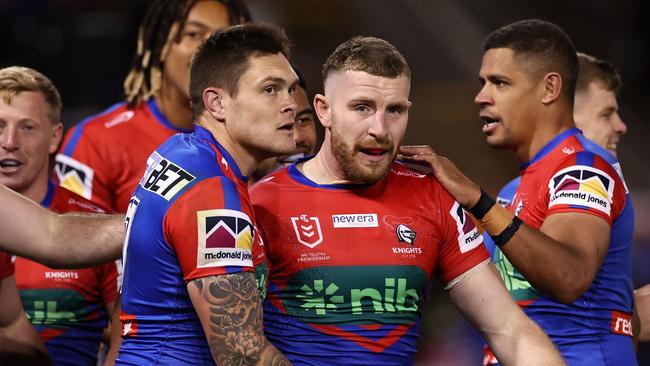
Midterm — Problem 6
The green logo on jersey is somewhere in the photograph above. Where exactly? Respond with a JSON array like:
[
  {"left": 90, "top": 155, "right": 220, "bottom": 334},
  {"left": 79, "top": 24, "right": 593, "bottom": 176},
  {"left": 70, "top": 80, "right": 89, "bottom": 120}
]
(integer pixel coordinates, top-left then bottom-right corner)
[
  {"left": 20, "top": 289, "right": 87, "bottom": 328},
  {"left": 493, "top": 247, "right": 539, "bottom": 301},
  {"left": 279, "top": 266, "right": 426, "bottom": 324},
  {"left": 255, "top": 261, "right": 268, "bottom": 301}
]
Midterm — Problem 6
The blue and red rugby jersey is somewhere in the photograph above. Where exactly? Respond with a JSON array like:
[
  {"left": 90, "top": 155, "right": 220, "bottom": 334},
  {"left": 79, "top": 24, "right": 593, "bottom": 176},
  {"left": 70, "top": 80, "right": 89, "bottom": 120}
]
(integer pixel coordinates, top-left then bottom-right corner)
[
  {"left": 483, "top": 128, "right": 636, "bottom": 366},
  {"left": 14, "top": 181, "right": 118, "bottom": 366},
  {"left": 249, "top": 160, "right": 490, "bottom": 365},
  {"left": 54, "top": 99, "right": 191, "bottom": 213},
  {"left": 116, "top": 125, "right": 265, "bottom": 365}
]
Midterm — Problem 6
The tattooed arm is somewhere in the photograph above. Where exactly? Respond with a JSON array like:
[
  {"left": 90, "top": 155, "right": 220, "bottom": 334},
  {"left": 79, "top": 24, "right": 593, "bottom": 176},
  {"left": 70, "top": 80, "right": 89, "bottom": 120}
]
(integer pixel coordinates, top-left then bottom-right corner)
[{"left": 188, "top": 272, "right": 291, "bottom": 366}]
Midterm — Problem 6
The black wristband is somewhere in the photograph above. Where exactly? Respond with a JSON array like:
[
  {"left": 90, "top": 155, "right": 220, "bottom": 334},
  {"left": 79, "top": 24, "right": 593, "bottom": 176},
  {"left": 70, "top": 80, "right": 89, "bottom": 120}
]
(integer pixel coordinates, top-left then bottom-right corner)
[
  {"left": 492, "top": 216, "right": 523, "bottom": 247},
  {"left": 468, "top": 189, "right": 496, "bottom": 220}
]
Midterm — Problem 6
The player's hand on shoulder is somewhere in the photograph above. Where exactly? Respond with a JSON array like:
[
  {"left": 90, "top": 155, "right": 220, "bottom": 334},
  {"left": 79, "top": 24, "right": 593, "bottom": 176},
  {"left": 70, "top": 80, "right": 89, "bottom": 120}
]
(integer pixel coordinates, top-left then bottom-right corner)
[{"left": 398, "top": 145, "right": 481, "bottom": 208}]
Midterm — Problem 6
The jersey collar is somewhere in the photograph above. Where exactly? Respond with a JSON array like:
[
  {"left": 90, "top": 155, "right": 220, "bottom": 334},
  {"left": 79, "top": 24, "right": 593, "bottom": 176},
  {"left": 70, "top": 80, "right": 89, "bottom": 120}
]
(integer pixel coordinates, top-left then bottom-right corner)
[
  {"left": 193, "top": 124, "right": 248, "bottom": 183},
  {"left": 40, "top": 180, "right": 56, "bottom": 208},
  {"left": 520, "top": 127, "right": 581, "bottom": 170},
  {"left": 287, "top": 156, "right": 377, "bottom": 190}
]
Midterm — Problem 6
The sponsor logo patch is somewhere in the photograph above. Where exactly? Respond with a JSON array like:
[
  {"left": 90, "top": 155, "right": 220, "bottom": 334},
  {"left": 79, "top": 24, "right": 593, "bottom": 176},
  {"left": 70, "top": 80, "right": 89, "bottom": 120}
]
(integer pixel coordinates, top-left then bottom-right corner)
[
  {"left": 332, "top": 213, "right": 378, "bottom": 228},
  {"left": 611, "top": 310, "right": 633, "bottom": 337},
  {"left": 548, "top": 165, "right": 614, "bottom": 215},
  {"left": 140, "top": 152, "right": 195, "bottom": 200},
  {"left": 291, "top": 214, "right": 323, "bottom": 248},
  {"left": 197, "top": 209, "right": 254, "bottom": 268},
  {"left": 450, "top": 202, "right": 482, "bottom": 253},
  {"left": 54, "top": 155, "right": 94, "bottom": 200}
]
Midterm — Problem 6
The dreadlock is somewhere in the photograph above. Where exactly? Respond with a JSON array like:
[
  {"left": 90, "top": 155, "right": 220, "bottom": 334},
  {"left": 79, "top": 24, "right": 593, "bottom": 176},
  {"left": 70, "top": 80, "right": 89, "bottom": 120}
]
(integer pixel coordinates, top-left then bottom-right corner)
[{"left": 124, "top": 0, "right": 252, "bottom": 108}]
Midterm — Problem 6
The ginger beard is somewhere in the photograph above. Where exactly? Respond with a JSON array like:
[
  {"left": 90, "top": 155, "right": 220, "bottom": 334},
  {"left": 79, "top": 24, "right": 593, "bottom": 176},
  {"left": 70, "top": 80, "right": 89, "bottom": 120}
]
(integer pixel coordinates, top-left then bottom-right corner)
[{"left": 328, "top": 111, "right": 397, "bottom": 184}]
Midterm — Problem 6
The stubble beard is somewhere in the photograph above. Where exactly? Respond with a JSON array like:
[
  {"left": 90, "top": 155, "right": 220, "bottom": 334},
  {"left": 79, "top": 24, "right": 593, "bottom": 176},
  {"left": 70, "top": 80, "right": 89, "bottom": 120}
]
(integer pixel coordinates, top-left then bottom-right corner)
[{"left": 330, "top": 128, "right": 395, "bottom": 184}]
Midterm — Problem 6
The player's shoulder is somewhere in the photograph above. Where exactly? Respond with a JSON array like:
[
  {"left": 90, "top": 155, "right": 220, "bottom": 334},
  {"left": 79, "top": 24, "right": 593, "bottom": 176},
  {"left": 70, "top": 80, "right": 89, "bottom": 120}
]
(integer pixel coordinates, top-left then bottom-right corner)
[
  {"left": 250, "top": 166, "right": 290, "bottom": 191},
  {"left": 69, "top": 102, "right": 154, "bottom": 141},
  {"left": 388, "top": 162, "right": 446, "bottom": 193},
  {"left": 50, "top": 185, "right": 108, "bottom": 214},
  {"left": 154, "top": 132, "right": 220, "bottom": 176}
]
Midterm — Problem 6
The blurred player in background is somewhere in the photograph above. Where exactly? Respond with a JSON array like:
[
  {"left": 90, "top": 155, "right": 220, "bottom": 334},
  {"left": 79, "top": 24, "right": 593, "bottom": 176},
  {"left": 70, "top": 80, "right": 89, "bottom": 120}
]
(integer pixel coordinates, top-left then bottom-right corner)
[{"left": 0, "top": 66, "right": 118, "bottom": 365}]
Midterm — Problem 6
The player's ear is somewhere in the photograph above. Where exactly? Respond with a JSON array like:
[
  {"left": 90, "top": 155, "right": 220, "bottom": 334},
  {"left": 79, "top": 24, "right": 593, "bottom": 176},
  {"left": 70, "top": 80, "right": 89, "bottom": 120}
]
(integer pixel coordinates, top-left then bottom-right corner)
[
  {"left": 203, "top": 87, "right": 227, "bottom": 122},
  {"left": 541, "top": 72, "right": 563, "bottom": 105},
  {"left": 313, "top": 94, "right": 331, "bottom": 129},
  {"left": 49, "top": 122, "right": 63, "bottom": 154}
]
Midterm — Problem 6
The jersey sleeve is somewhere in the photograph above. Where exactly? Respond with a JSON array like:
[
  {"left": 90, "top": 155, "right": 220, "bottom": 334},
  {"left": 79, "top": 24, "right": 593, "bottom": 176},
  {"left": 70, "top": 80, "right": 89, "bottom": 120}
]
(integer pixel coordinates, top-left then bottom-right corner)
[
  {"left": 544, "top": 151, "right": 626, "bottom": 225},
  {"left": 55, "top": 124, "right": 114, "bottom": 209},
  {"left": 97, "top": 260, "right": 119, "bottom": 305},
  {"left": 0, "top": 252, "right": 14, "bottom": 279},
  {"left": 433, "top": 182, "right": 490, "bottom": 287},
  {"left": 163, "top": 177, "right": 255, "bottom": 282}
]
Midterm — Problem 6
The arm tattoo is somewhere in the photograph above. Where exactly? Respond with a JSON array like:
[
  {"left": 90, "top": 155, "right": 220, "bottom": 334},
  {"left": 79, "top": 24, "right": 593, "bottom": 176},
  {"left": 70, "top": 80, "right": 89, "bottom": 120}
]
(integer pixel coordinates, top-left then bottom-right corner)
[{"left": 192, "top": 272, "right": 290, "bottom": 366}]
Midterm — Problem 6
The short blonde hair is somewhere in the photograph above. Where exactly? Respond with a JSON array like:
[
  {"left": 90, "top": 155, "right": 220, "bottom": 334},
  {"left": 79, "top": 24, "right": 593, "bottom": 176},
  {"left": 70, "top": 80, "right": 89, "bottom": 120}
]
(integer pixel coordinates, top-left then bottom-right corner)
[{"left": 0, "top": 66, "right": 62, "bottom": 123}]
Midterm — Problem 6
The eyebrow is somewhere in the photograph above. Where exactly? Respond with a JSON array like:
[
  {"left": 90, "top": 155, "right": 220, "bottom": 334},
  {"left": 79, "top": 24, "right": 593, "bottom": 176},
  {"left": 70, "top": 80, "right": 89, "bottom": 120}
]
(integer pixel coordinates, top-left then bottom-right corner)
[
  {"left": 259, "top": 76, "right": 299, "bottom": 88},
  {"left": 296, "top": 107, "right": 313, "bottom": 118}
]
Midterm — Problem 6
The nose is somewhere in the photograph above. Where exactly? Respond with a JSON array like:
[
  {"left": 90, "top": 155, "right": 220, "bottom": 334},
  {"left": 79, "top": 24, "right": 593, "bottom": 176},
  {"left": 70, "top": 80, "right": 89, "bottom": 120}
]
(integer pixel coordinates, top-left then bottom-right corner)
[
  {"left": 368, "top": 112, "right": 388, "bottom": 140},
  {"left": 281, "top": 91, "right": 297, "bottom": 117},
  {"left": 474, "top": 85, "right": 491, "bottom": 106},
  {"left": 612, "top": 113, "right": 628, "bottom": 135},
  {"left": 1, "top": 125, "right": 20, "bottom": 151}
]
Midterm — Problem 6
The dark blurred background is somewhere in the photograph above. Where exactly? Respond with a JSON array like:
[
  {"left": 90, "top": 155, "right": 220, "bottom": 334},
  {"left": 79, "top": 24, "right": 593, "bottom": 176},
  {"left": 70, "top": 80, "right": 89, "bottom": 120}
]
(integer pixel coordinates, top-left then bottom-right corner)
[{"left": 1, "top": 1, "right": 648, "bottom": 364}]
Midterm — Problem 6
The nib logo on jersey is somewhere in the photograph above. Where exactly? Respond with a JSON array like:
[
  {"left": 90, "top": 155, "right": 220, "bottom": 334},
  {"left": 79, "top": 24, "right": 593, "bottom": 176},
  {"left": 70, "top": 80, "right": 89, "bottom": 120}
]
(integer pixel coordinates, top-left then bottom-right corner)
[
  {"left": 450, "top": 202, "right": 482, "bottom": 253},
  {"left": 549, "top": 165, "right": 614, "bottom": 215},
  {"left": 281, "top": 266, "right": 425, "bottom": 325},
  {"left": 54, "top": 155, "right": 94, "bottom": 200},
  {"left": 197, "top": 209, "right": 254, "bottom": 268},
  {"left": 140, "top": 152, "right": 195, "bottom": 200}
]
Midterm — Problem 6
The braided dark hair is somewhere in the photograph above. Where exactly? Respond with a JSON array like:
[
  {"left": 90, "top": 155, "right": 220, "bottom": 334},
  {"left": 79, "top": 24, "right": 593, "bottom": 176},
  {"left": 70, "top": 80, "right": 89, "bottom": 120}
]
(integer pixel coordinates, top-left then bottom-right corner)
[{"left": 124, "top": 0, "right": 252, "bottom": 107}]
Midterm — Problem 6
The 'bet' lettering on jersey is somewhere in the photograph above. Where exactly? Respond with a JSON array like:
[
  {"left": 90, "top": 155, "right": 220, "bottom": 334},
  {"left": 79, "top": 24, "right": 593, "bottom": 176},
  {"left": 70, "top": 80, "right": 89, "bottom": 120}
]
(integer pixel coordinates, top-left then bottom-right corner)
[
  {"left": 15, "top": 182, "right": 118, "bottom": 366},
  {"left": 56, "top": 99, "right": 192, "bottom": 213},
  {"left": 139, "top": 152, "right": 195, "bottom": 200},
  {"left": 117, "top": 125, "right": 264, "bottom": 365},
  {"left": 483, "top": 129, "right": 636, "bottom": 366},
  {"left": 250, "top": 160, "right": 489, "bottom": 365}
]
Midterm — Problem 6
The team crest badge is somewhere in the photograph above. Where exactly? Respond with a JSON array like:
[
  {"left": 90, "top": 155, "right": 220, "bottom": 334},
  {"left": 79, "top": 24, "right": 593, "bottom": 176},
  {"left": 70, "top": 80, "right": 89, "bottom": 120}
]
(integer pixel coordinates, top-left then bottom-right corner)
[
  {"left": 291, "top": 214, "right": 323, "bottom": 248},
  {"left": 396, "top": 224, "right": 416, "bottom": 244}
]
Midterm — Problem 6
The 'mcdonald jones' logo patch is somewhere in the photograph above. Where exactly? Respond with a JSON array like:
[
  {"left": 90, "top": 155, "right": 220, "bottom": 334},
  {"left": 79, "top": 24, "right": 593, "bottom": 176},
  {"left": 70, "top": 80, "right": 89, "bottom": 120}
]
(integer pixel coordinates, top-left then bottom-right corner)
[
  {"left": 450, "top": 202, "right": 482, "bottom": 253},
  {"left": 548, "top": 165, "right": 614, "bottom": 216},
  {"left": 196, "top": 209, "right": 254, "bottom": 268},
  {"left": 54, "top": 154, "right": 94, "bottom": 200}
]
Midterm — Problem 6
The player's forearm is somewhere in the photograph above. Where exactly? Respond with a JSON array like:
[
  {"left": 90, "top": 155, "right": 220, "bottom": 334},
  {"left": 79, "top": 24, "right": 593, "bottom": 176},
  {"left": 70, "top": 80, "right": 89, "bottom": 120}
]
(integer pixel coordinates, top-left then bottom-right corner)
[
  {"left": 0, "top": 185, "right": 123, "bottom": 268},
  {"left": 488, "top": 316, "right": 565, "bottom": 366},
  {"left": 499, "top": 225, "right": 592, "bottom": 303},
  {"left": 0, "top": 311, "right": 51, "bottom": 365},
  {"left": 45, "top": 212, "right": 124, "bottom": 268},
  {"left": 188, "top": 273, "right": 291, "bottom": 366}
]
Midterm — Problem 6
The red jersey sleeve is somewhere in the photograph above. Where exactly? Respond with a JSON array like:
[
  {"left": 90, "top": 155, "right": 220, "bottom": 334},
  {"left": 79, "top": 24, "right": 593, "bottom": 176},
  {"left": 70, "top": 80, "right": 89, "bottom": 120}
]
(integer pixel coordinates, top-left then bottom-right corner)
[
  {"left": 433, "top": 181, "right": 490, "bottom": 286},
  {"left": 163, "top": 177, "right": 255, "bottom": 282},
  {"left": 55, "top": 125, "right": 114, "bottom": 210},
  {"left": 0, "top": 252, "right": 14, "bottom": 279},
  {"left": 97, "top": 260, "right": 119, "bottom": 305},
  {"left": 544, "top": 151, "right": 626, "bottom": 225}
]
